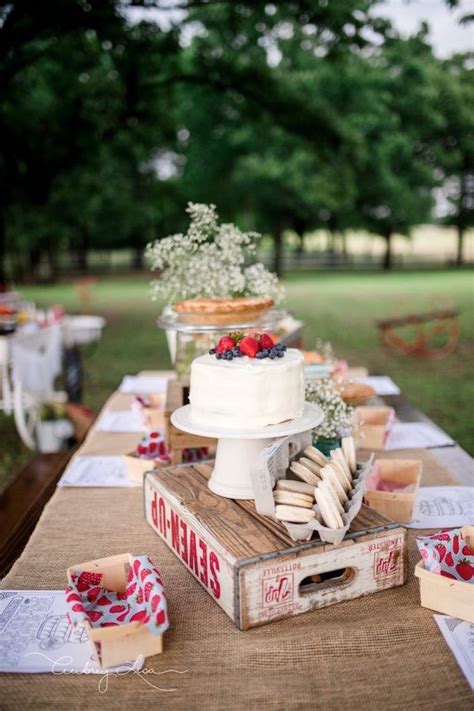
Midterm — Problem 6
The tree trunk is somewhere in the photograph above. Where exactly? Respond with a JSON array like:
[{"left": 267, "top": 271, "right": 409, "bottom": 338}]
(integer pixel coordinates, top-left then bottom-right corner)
[
  {"left": 46, "top": 243, "right": 58, "bottom": 280},
  {"left": 273, "top": 225, "right": 284, "bottom": 277},
  {"left": 132, "top": 243, "right": 144, "bottom": 270},
  {"left": 382, "top": 228, "right": 393, "bottom": 270},
  {"left": 77, "top": 231, "right": 89, "bottom": 273},
  {"left": 29, "top": 246, "right": 42, "bottom": 279},
  {"left": 340, "top": 232, "right": 347, "bottom": 258},
  {"left": 296, "top": 232, "right": 305, "bottom": 256},
  {"left": 456, "top": 223, "right": 464, "bottom": 267}
]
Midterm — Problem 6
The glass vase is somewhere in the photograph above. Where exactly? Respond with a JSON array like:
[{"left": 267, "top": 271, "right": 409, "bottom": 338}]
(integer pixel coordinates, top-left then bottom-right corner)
[{"left": 313, "top": 435, "right": 341, "bottom": 457}]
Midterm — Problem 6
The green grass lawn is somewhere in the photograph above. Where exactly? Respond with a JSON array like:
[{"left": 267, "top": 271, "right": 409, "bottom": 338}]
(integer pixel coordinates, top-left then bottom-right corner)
[{"left": 1, "top": 270, "right": 472, "bottom": 491}]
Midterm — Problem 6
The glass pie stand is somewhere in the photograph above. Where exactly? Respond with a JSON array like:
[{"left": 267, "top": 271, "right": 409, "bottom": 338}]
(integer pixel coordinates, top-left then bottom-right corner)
[
  {"left": 157, "top": 308, "right": 288, "bottom": 381},
  {"left": 171, "top": 402, "right": 324, "bottom": 500}
]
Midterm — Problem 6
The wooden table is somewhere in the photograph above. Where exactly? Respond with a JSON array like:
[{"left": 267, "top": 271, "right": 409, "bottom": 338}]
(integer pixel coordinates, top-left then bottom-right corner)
[
  {"left": 383, "top": 392, "right": 472, "bottom": 486},
  {"left": 0, "top": 373, "right": 472, "bottom": 711}
]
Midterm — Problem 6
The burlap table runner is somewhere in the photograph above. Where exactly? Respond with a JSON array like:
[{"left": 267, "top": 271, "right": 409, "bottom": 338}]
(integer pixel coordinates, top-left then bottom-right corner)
[{"left": 1, "top": 443, "right": 472, "bottom": 710}]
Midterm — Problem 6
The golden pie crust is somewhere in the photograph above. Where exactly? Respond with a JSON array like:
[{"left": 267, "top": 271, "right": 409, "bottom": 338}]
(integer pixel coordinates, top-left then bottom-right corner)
[
  {"left": 340, "top": 381, "right": 375, "bottom": 406},
  {"left": 173, "top": 296, "right": 273, "bottom": 325}
]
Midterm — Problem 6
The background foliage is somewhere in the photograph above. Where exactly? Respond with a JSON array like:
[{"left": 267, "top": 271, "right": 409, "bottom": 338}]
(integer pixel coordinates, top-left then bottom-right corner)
[{"left": 0, "top": 0, "right": 472, "bottom": 281}]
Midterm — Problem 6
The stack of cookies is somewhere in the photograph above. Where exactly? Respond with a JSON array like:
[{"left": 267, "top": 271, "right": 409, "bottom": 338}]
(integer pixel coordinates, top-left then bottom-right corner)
[{"left": 274, "top": 436, "right": 357, "bottom": 530}]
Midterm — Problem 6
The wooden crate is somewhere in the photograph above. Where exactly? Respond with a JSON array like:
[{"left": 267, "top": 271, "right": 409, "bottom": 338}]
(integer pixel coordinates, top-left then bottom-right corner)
[
  {"left": 144, "top": 462, "right": 408, "bottom": 630},
  {"left": 164, "top": 379, "right": 217, "bottom": 464},
  {"left": 354, "top": 406, "right": 395, "bottom": 450},
  {"left": 66, "top": 553, "right": 164, "bottom": 668},
  {"left": 121, "top": 453, "right": 169, "bottom": 485},
  {"left": 365, "top": 459, "right": 422, "bottom": 524},
  {"left": 415, "top": 560, "right": 474, "bottom": 623}
]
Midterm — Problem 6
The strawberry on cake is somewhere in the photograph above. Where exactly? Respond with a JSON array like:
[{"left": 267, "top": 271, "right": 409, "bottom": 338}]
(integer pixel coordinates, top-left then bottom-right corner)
[{"left": 189, "top": 332, "right": 305, "bottom": 430}]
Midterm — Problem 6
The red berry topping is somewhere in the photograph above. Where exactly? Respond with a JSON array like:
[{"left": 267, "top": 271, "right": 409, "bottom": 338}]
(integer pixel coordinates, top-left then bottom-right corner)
[
  {"left": 150, "top": 432, "right": 159, "bottom": 439},
  {"left": 259, "top": 333, "right": 274, "bottom": 349},
  {"left": 239, "top": 336, "right": 260, "bottom": 358},
  {"left": 216, "top": 336, "right": 236, "bottom": 353}
]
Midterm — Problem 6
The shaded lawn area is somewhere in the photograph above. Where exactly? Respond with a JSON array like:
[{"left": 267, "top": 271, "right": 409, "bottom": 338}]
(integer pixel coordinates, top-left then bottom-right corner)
[{"left": 1, "top": 269, "right": 472, "bottom": 491}]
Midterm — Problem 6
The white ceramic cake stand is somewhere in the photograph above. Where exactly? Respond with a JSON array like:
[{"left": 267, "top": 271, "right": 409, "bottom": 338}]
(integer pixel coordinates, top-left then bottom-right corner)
[{"left": 171, "top": 402, "right": 324, "bottom": 500}]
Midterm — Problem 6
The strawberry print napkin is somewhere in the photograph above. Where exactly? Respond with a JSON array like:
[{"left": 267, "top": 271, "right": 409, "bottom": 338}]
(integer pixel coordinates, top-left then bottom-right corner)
[
  {"left": 135, "top": 432, "right": 170, "bottom": 462},
  {"left": 66, "top": 555, "right": 170, "bottom": 634},
  {"left": 182, "top": 446, "right": 208, "bottom": 463},
  {"left": 416, "top": 529, "right": 474, "bottom": 582}
]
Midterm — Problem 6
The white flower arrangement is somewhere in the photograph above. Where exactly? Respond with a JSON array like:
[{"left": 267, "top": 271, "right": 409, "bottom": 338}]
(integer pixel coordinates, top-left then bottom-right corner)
[
  {"left": 146, "top": 202, "right": 285, "bottom": 304},
  {"left": 305, "top": 378, "right": 354, "bottom": 439},
  {"left": 314, "top": 338, "right": 335, "bottom": 362}
]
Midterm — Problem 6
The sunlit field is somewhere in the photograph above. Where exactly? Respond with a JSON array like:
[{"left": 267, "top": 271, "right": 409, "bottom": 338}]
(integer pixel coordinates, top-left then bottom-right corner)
[{"left": 1, "top": 269, "right": 472, "bottom": 491}]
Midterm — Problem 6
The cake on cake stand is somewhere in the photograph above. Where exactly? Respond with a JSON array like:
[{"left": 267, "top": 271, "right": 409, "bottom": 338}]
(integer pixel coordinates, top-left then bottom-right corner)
[{"left": 171, "top": 402, "right": 324, "bottom": 499}]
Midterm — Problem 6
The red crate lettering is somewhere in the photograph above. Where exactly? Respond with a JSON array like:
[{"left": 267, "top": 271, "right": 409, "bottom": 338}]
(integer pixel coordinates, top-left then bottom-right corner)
[{"left": 149, "top": 491, "right": 221, "bottom": 600}]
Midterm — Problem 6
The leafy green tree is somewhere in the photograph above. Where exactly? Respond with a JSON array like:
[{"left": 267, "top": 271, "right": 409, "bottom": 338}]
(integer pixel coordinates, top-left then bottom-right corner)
[
  {"left": 174, "top": 0, "right": 389, "bottom": 274},
  {"left": 433, "top": 53, "right": 473, "bottom": 266},
  {"left": 352, "top": 30, "right": 445, "bottom": 269},
  {"left": 1, "top": 0, "right": 472, "bottom": 281}
]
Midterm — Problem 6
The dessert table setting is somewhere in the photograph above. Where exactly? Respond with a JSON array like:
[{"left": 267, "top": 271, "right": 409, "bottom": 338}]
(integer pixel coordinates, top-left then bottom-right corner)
[
  {"left": 0, "top": 293, "right": 105, "bottom": 449},
  {"left": 1, "top": 206, "right": 473, "bottom": 710},
  {"left": 1, "top": 367, "right": 472, "bottom": 709}
]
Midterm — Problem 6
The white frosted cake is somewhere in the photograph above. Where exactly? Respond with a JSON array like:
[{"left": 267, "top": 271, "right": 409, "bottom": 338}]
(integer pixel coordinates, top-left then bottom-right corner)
[{"left": 189, "top": 348, "right": 305, "bottom": 430}]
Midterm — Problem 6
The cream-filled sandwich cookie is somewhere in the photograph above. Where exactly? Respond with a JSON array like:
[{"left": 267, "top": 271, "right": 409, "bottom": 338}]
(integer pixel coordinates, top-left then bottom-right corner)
[
  {"left": 303, "top": 446, "right": 327, "bottom": 468},
  {"left": 317, "top": 479, "right": 344, "bottom": 514},
  {"left": 276, "top": 479, "right": 315, "bottom": 497},
  {"left": 342, "top": 436, "right": 357, "bottom": 475},
  {"left": 273, "top": 491, "right": 314, "bottom": 508},
  {"left": 332, "top": 449, "right": 353, "bottom": 490},
  {"left": 320, "top": 464, "right": 348, "bottom": 504},
  {"left": 315, "top": 487, "right": 344, "bottom": 529},
  {"left": 290, "top": 461, "right": 320, "bottom": 487},
  {"left": 329, "top": 458, "right": 352, "bottom": 493},
  {"left": 298, "top": 456, "right": 323, "bottom": 476},
  {"left": 275, "top": 505, "right": 316, "bottom": 523}
]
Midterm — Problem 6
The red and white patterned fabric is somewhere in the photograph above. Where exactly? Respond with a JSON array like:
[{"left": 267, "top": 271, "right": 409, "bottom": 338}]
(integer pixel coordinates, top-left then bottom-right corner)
[
  {"left": 416, "top": 528, "right": 474, "bottom": 582},
  {"left": 135, "top": 432, "right": 171, "bottom": 463},
  {"left": 66, "top": 555, "right": 170, "bottom": 634},
  {"left": 182, "top": 447, "right": 209, "bottom": 463}
]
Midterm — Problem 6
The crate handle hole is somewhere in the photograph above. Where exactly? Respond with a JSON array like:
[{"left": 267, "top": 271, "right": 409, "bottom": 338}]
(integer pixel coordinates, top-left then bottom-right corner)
[{"left": 299, "top": 567, "right": 356, "bottom": 595}]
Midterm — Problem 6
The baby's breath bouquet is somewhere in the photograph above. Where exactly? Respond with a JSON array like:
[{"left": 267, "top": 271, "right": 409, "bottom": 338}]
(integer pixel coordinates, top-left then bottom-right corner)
[
  {"left": 305, "top": 378, "right": 354, "bottom": 440},
  {"left": 146, "top": 202, "right": 284, "bottom": 304}
]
